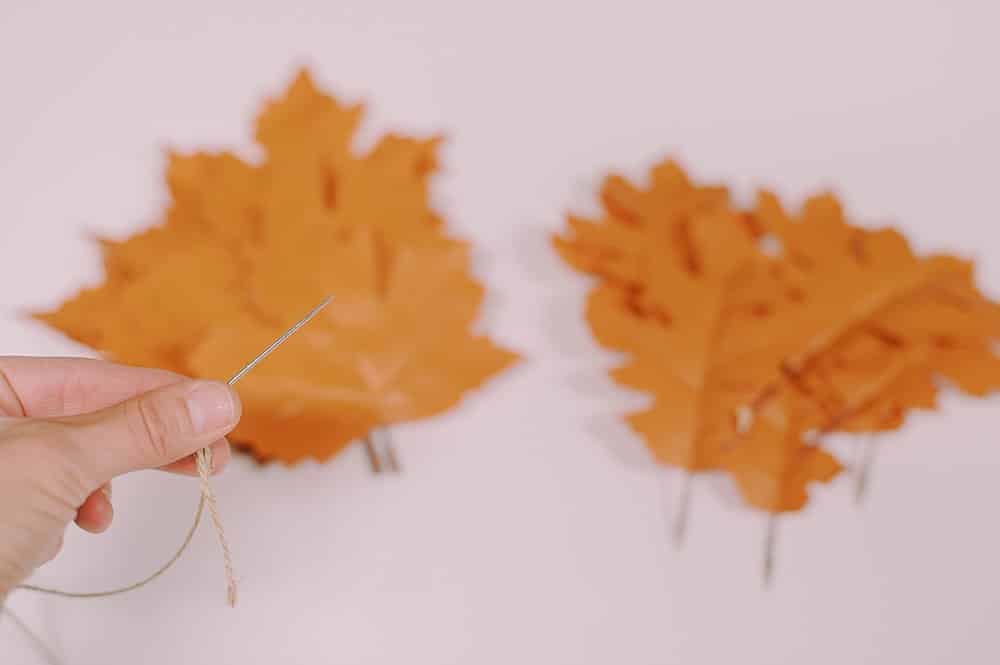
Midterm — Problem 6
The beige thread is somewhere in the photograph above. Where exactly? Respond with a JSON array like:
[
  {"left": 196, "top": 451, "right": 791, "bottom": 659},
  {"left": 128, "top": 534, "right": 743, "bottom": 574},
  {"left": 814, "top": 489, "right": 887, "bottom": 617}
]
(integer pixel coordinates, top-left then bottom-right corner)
[
  {"left": 196, "top": 447, "right": 237, "bottom": 606},
  {"left": 19, "top": 494, "right": 205, "bottom": 599}
]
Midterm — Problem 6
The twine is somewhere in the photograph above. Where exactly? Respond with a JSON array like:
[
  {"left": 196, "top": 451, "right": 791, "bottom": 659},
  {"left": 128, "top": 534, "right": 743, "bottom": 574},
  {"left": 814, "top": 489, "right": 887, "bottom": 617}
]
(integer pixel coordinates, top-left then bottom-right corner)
[{"left": 18, "top": 476, "right": 218, "bottom": 600}]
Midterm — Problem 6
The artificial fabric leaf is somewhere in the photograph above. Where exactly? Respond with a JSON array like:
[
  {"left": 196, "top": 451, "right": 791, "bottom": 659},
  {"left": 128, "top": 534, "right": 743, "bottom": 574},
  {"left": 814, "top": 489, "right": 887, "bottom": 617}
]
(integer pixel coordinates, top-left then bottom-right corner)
[
  {"left": 743, "top": 192, "right": 1000, "bottom": 411},
  {"left": 734, "top": 192, "right": 931, "bottom": 377},
  {"left": 870, "top": 256, "right": 1000, "bottom": 395},
  {"left": 587, "top": 284, "right": 739, "bottom": 469},
  {"left": 723, "top": 393, "right": 841, "bottom": 513},
  {"left": 552, "top": 161, "right": 732, "bottom": 291},
  {"left": 187, "top": 231, "right": 517, "bottom": 463},
  {"left": 36, "top": 67, "right": 517, "bottom": 463},
  {"left": 583, "top": 201, "right": 760, "bottom": 469},
  {"left": 557, "top": 158, "right": 1000, "bottom": 514},
  {"left": 254, "top": 72, "right": 447, "bottom": 248},
  {"left": 836, "top": 363, "right": 938, "bottom": 433},
  {"left": 38, "top": 244, "right": 244, "bottom": 373},
  {"left": 782, "top": 331, "right": 937, "bottom": 434}
]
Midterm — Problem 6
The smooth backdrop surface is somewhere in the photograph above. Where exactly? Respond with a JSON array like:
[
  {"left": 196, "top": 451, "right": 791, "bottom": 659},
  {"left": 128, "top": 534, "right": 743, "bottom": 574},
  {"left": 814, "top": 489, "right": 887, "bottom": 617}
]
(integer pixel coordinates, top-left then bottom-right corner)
[{"left": 1, "top": 2, "right": 999, "bottom": 664}]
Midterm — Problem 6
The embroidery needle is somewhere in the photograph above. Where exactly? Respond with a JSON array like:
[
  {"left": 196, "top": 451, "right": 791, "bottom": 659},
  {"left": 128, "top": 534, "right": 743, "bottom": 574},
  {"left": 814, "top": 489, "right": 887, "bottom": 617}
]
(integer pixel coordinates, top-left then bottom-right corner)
[
  {"left": 227, "top": 295, "right": 333, "bottom": 386},
  {"left": 197, "top": 293, "right": 334, "bottom": 605}
]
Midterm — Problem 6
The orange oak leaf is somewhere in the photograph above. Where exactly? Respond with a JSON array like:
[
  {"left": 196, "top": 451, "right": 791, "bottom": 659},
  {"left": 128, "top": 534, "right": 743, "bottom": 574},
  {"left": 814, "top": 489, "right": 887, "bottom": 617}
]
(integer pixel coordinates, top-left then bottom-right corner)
[
  {"left": 739, "top": 192, "right": 1000, "bottom": 418},
  {"left": 582, "top": 196, "right": 761, "bottom": 470},
  {"left": 569, "top": 163, "right": 843, "bottom": 511},
  {"left": 782, "top": 330, "right": 937, "bottom": 434},
  {"left": 870, "top": 256, "right": 1000, "bottom": 396},
  {"left": 729, "top": 192, "right": 932, "bottom": 381},
  {"left": 723, "top": 392, "right": 841, "bottom": 513},
  {"left": 836, "top": 363, "right": 938, "bottom": 433},
  {"left": 586, "top": 283, "right": 743, "bottom": 470},
  {"left": 35, "top": 68, "right": 516, "bottom": 464},
  {"left": 559, "top": 158, "right": 1000, "bottom": 513},
  {"left": 553, "top": 161, "right": 732, "bottom": 290},
  {"left": 586, "top": 281, "right": 843, "bottom": 511}
]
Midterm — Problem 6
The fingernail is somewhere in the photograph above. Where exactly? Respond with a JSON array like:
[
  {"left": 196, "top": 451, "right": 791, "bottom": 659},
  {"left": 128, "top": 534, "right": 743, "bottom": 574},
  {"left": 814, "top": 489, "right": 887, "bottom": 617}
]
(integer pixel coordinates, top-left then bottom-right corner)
[{"left": 185, "top": 382, "right": 239, "bottom": 434}]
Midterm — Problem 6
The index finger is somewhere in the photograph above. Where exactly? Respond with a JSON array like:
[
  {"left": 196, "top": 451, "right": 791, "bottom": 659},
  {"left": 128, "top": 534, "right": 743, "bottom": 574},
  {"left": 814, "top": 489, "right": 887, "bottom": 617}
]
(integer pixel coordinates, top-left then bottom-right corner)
[{"left": 0, "top": 356, "right": 185, "bottom": 418}]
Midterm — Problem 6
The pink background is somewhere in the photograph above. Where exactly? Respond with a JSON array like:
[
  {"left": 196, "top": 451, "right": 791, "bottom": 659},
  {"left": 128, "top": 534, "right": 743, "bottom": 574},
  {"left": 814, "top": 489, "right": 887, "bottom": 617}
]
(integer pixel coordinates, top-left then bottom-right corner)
[{"left": 2, "top": 1, "right": 999, "bottom": 663}]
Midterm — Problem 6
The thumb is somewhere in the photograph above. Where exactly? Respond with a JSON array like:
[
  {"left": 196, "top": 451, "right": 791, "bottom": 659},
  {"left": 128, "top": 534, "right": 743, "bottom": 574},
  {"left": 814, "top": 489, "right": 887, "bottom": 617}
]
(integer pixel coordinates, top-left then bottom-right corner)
[{"left": 64, "top": 380, "right": 241, "bottom": 482}]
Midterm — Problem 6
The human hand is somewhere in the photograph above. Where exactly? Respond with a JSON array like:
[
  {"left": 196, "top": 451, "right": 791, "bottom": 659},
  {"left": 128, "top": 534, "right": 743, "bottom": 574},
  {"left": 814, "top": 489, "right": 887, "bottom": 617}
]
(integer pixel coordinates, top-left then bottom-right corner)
[{"left": 0, "top": 357, "right": 242, "bottom": 600}]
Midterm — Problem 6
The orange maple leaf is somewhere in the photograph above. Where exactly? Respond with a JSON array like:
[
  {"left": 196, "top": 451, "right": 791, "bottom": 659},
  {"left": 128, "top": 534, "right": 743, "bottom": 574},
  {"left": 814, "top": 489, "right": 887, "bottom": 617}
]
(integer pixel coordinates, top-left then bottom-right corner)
[
  {"left": 186, "top": 230, "right": 516, "bottom": 462},
  {"left": 36, "top": 68, "right": 517, "bottom": 464}
]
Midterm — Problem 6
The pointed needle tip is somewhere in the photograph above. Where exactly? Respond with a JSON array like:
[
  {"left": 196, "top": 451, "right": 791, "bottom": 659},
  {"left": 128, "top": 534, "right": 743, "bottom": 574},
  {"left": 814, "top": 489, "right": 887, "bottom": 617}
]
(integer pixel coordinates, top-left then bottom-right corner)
[{"left": 226, "top": 294, "right": 336, "bottom": 386}]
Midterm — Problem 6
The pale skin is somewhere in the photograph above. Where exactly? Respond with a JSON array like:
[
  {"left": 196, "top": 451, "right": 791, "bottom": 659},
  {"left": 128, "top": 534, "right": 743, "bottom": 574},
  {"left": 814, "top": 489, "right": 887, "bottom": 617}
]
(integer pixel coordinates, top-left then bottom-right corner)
[{"left": 0, "top": 356, "right": 243, "bottom": 602}]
